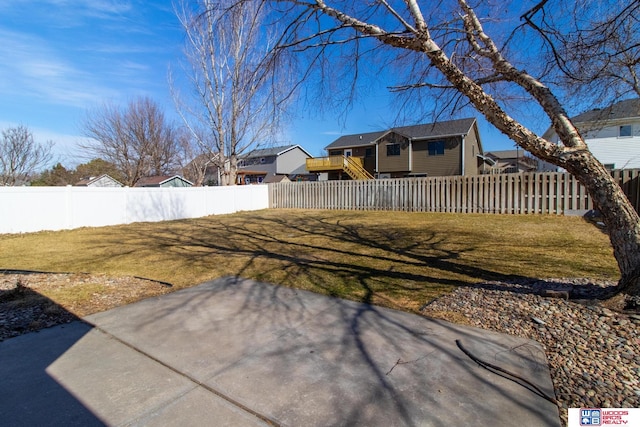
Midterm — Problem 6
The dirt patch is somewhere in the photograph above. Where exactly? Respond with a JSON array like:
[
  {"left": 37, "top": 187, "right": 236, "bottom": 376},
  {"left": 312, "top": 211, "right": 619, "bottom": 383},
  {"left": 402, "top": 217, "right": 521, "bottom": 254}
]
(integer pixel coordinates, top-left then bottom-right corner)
[{"left": 0, "top": 272, "right": 172, "bottom": 341}]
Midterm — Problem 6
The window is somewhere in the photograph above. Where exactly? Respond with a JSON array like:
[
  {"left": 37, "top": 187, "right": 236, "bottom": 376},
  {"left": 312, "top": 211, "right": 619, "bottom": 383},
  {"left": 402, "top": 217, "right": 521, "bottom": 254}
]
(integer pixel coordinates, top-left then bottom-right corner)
[
  {"left": 365, "top": 148, "right": 373, "bottom": 157},
  {"left": 619, "top": 125, "right": 632, "bottom": 138},
  {"left": 386, "top": 143, "right": 400, "bottom": 156},
  {"left": 428, "top": 140, "right": 445, "bottom": 156}
]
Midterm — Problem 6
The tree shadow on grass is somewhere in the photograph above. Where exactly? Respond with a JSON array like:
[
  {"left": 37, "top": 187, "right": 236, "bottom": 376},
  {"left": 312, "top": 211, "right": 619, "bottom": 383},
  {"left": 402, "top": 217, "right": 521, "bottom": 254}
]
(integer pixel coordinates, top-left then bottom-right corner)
[{"left": 92, "top": 211, "right": 616, "bottom": 311}]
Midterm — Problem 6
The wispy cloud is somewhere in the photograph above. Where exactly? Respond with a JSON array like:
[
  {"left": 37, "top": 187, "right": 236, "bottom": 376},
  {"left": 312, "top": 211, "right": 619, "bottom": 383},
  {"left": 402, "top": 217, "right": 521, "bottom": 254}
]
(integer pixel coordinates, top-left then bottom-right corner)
[
  {"left": 0, "top": 29, "right": 120, "bottom": 107},
  {"left": 0, "top": 1, "right": 183, "bottom": 165},
  {"left": 2, "top": 0, "right": 133, "bottom": 24}
]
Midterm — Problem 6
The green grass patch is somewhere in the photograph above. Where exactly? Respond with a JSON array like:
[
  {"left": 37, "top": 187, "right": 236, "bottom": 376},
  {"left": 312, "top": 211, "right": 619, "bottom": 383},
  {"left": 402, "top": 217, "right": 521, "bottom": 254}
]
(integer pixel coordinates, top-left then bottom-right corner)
[{"left": 0, "top": 209, "right": 619, "bottom": 313}]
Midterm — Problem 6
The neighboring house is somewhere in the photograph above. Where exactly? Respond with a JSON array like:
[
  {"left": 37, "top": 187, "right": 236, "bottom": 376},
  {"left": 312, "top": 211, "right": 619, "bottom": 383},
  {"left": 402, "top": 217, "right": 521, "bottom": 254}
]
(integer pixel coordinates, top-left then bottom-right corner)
[
  {"left": 310, "top": 118, "right": 492, "bottom": 180},
  {"left": 485, "top": 150, "right": 539, "bottom": 173},
  {"left": 263, "top": 174, "right": 291, "bottom": 184},
  {"left": 74, "top": 174, "right": 123, "bottom": 187},
  {"left": 183, "top": 153, "right": 221, "bottom": 186},
  {"left": 134, "top": 175, "right": 193, "bottom": 188},
  {"left": 543, "top": 98, "right": 640, "bottom": 170},
  {"left": 237, "top": 144, "right": 314, "bottom": 184}
]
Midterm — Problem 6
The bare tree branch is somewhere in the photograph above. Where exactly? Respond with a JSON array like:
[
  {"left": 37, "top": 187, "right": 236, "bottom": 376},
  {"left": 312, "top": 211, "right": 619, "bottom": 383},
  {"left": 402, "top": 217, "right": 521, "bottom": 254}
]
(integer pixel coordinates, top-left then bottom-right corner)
[{"left": 0, "top": 126, "right": 53, "bottom": 186}]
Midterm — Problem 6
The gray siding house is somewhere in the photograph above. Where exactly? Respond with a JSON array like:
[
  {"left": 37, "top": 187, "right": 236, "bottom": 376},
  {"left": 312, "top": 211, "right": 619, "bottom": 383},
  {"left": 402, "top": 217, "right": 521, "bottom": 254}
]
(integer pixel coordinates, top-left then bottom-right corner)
[
  {"left": 74, "top": 174, "right": 123, "bottom": 187},
  {"left": 237, "top": 144, "right": 314, "bottom": 184}
]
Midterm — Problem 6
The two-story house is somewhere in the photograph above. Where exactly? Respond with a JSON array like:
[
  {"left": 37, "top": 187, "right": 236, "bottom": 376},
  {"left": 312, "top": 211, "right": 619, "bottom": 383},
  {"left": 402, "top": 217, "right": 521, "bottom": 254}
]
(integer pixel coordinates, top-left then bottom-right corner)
[
  {"left": 237, "top": 144, "right": 314, "bottom": 184},
  {"left": 542, "top": 98, "right": 640, "bottom": 170},
  {"left": 308, "top": 118, "right": 491, "bottom": 179},
  {"left": 484, "top": 150, "right": 539, "bottom": 173}
]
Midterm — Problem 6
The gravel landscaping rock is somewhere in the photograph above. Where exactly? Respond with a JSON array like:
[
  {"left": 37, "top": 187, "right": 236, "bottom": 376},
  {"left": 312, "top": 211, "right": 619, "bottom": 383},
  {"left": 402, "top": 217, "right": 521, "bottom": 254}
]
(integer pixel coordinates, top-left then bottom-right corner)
[
  {"left": 421, "top": 278, "right": 639, "bottom": 426},
  {"left": 0, "top": 272, "right": 171, "bottom": 341}
]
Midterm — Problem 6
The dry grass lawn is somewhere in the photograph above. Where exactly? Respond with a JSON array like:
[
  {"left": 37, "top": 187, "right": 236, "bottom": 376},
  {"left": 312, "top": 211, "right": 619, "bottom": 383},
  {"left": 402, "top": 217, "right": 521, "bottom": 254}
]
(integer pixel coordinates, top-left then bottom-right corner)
[{"left": 0, "top": 209, "right": 619, "bottom": 315}]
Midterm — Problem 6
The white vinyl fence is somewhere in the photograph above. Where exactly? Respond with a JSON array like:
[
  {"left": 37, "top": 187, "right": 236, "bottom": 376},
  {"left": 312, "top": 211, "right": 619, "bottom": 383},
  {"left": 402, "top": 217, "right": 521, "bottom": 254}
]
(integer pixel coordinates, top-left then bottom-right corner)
[{"left": 0, "top": 185, "right": 269, "bottom": 234}]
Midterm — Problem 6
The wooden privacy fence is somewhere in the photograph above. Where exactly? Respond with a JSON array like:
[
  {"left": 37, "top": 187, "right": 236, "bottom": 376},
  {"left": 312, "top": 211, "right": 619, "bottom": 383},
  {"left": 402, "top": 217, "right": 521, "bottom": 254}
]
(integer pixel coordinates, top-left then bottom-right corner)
[{"left": 269, "top": 169, "right": 640, "bottom": 215}]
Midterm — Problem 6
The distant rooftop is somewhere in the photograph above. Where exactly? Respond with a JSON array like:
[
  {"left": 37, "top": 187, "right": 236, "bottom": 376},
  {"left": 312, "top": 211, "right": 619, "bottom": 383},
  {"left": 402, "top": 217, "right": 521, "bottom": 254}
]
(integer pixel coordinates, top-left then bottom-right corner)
[
  {"left": 134, "top": 175, "right": 193, "bottom": 187},
  {"left": 243, "top": 144, "right": 312, "bottom": 159},
  {"left": 485, "top": 150, "right": 532, "bottom": 159},
  {"left": 571, "top": 98, "right": 640, "bottom": 123}
]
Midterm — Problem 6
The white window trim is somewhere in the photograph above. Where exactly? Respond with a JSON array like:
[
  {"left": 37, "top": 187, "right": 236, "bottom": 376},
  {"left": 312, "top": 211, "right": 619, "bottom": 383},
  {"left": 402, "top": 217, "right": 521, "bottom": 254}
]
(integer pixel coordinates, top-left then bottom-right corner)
[{"left": 618, "top": 125, "right": 633, "bottom": 138}]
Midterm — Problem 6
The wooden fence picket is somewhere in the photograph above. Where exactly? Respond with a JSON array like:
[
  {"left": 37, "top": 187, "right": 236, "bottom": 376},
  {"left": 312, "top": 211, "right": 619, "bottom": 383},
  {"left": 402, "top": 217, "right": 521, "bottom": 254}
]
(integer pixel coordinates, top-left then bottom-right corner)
[{"left": 270, "top": 170, "right": 640, "bottom": 215}]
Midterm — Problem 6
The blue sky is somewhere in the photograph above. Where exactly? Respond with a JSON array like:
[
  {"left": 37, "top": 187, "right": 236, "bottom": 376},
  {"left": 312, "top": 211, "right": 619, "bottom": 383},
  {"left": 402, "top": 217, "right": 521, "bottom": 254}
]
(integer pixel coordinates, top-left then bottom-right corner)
[{"left": 0, "top": 0, "right": 524, "bottom": 167}]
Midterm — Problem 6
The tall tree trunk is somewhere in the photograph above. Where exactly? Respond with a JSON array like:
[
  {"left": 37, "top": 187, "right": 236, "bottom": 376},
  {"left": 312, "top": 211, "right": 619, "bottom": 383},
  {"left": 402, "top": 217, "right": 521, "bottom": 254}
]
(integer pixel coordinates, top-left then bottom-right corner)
[
  {"left": 420, "top": 43, "right": 640, "bottom": 300},
  {"left": 227, "top": 154, "right": 238, "bottom": 186},
  {"left": 565, "top": 154, "right": 640, "bottom": 299}
]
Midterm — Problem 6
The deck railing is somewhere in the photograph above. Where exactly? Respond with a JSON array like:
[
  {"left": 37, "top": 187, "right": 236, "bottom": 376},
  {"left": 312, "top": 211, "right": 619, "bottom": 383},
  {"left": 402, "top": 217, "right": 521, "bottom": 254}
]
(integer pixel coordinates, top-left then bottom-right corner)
[{"left": 306, "top": 156, "right": 373, "bottom": 180}]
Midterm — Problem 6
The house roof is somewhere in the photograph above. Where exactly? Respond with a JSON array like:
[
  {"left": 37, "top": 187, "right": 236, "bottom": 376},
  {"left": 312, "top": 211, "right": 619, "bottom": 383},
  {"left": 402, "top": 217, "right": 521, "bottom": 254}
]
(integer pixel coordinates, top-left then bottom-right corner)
[
  {"left": 74, "top": 174, "right": 122, "bottom": 187},
  {"left": 485, "top": 150, "right": 530, "bottom": 159},
  {"left": 243, "top": 144, "right": 312, "bottom": 159},
  {"left": 134, "top": 175, "right": 193, "bottom": 187},
  {"left": 325, "top": 118, "right": 477, "bottom": 149},
  {"left": 326, "top": 130, "right": 388, "bottom": 150},
  {"left": 186, "top": 152, "right": 219, "bottom": 166},
  {"left": 571, "top": 98, "right": 640, "bottom": 123},
  {"left": 542, "top": 98, "right": 640, "bottom": 140},
  {"left": 263, "top": 174, "right": 290, "bottom": 183}
]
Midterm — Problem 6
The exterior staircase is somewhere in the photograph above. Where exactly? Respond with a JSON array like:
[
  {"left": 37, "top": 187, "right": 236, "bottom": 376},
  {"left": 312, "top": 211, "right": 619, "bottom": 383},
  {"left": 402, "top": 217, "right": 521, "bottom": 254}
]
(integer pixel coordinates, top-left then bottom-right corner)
[{"left": 306, "top": 156, "right": 374, "bottom": 180}]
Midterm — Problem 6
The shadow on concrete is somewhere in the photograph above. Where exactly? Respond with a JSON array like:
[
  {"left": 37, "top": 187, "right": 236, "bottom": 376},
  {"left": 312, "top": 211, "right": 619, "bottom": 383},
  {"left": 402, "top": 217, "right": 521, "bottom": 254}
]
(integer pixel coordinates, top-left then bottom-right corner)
[
  {"left": 0, "top": 282, "right": 104, "bottom": 426},
  {"left": 87, "top": 277, "right": 560, "bottom": 426}
]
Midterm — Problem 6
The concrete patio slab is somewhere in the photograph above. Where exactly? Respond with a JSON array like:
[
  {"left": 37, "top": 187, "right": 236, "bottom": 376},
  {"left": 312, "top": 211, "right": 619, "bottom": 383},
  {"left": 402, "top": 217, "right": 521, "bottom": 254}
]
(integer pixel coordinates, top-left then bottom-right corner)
[{"left": 0, "top": 277, "right": 560, "bottom": 426}]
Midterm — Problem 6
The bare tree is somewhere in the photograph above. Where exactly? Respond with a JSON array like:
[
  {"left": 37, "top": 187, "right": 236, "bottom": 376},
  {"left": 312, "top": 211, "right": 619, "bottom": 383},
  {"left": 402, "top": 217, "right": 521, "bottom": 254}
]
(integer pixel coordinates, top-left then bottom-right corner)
[
  {"left": 0, "top": 125, "right": 53, "bottom": 186},
  {"left": 81, "top": 97, "right": 182, "bottom": 186},
  {"left": 254, "top": 0, "right": 640, "bottom": 300},
  {"left": 173, "top": 0, "right": 289, "bottom": 185},
  {"left": 521, "top": 0, "right": 640, "bottom": 108}
]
